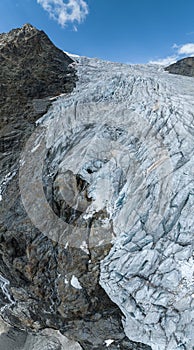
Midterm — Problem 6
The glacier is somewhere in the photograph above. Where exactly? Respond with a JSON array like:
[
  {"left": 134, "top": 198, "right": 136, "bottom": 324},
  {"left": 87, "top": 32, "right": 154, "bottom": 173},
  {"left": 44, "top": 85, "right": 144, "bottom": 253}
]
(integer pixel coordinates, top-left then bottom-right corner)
[{"left": 18, "top": 56, "right": 194, "bottom": 349}]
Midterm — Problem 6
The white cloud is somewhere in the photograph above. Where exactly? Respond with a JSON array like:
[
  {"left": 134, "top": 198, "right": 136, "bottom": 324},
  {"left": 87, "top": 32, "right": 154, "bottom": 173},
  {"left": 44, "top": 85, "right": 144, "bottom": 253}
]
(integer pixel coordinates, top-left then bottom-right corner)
[
  {"left": 149, "top": 41, "right": 194, "bottom": 66},
  {"left": 178, "top": 43, "right": 194, "bottom": 56},
  {"left": 37, "top": 0, "right": 89, "bottom": 27},
  {"left": 172, "top": 43, "right": 179, "bottom": 49},
  {"left": 149, "top": 55, "right": 178, "bottom": 66}
]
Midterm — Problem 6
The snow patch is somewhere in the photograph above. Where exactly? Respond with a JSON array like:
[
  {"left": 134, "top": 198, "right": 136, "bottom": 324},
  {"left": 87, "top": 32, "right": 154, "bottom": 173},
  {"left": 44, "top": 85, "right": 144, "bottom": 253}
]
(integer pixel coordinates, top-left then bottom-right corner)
[
  {"left": 64, "top": 51, "right": 80, "bottom": 58},
  {"left": 64, "top": 278, "right": 69, "bottom": 285},
  {"left": 80, "top": 241, "right": 89, "bottom": 254},
  {"left": 71, "top": 275, "right": 82, "bottom": 290},
  {"left": 0, "top": 171, "right": 16, "bottom": 201},
  {"left": 104, "top": 339, "right": 114, "bottom": 347}
]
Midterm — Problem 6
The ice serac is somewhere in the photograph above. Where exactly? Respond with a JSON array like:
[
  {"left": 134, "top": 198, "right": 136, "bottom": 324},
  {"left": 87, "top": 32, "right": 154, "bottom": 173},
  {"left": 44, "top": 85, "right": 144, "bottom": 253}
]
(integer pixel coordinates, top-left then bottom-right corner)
[{"left": 1, "top": 24, "right": 194, "bottom": 350}]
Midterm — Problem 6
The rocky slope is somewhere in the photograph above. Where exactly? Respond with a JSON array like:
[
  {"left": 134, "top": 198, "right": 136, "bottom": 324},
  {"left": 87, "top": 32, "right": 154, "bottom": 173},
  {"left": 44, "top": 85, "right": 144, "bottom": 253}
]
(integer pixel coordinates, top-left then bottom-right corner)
[
  {"left": 1, "top": 24, "right": 194, "bottom": 350},
  {"left": 0, "top": 23, "right": 76, "bottom": 179},
  {"left": 165, "top": 56, "right": 194, "bottom": 77}
]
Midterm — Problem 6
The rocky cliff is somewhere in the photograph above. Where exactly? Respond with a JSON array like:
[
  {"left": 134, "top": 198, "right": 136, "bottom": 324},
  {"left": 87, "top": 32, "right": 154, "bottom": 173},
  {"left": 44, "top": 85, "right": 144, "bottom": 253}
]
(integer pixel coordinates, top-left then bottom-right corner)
[
  {"left": 0, "top": 23, "right": 76, "bottom": 178},
  {"left": 165, "top": 56, "right": 194, "bottom": 77},
  {"left": 0, "top": 25, "right": 194, "bottom": 350}
]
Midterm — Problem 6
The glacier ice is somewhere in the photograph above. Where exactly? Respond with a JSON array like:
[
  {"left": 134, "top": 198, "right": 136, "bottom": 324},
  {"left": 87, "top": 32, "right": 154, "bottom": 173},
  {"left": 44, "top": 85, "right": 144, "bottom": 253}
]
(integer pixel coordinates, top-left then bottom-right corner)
[{"left": 19, "top": 56, "right": 194, "bottom": 349}]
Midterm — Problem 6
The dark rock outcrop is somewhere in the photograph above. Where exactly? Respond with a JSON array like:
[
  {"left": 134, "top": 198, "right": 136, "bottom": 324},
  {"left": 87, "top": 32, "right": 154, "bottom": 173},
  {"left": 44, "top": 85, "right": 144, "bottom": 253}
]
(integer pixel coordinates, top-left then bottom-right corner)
[
  {"left": 0, "top": 23, "right": 76, "bottom": 178},
  {"left": 165, "top": 56, "right": 194, "bottom": 77},
  {"left": 0, "top": 25, "right": 150, "bottom": 350}
]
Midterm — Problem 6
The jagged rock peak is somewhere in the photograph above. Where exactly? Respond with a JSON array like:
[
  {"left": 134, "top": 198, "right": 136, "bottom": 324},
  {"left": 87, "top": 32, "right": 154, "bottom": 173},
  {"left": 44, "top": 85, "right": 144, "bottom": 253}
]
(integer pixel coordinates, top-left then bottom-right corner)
[
  {"left": 0, "top": 23, "right": 77, "bottom": 103},
  {"left": 165, "top": 56, "right": 194, "bottom": 77},
  {"left": 0, "top": 23, "right": 38, "bottom": 45},
  {"left": 13, "top": 22, "right": 38, "bottom": 32},
  {"left": 21, "top": 23, "right": 37, "bottom": 30}
]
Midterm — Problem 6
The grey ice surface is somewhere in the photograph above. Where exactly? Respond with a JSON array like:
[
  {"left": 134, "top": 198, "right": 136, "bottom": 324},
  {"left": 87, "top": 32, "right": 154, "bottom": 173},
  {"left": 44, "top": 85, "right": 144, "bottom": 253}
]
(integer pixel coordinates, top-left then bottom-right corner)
[
  {"left": 0, "top": 329, "right": 26, "bottom": 350},
  {"left": 18, "top": 56, "right": 194, "bottom": 349},
  {"left": 0, "top": 318, "right": 82, "bottom": 350}
]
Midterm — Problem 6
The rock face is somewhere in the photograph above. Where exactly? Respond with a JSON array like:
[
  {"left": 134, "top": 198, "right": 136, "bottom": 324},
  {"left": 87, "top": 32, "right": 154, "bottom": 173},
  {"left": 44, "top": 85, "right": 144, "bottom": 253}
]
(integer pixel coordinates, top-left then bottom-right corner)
[
  {"left": 0, "top": 23, "right": 76, "bottom": 179},
  {"left": 0, "top": 25, "right": 150, "bottom": 350},
  {"left": 1, "top": 24, "right": 194, "bottom": 350},
  {"left": 165, "top": 56, "right": 194, "bottom": 77}
]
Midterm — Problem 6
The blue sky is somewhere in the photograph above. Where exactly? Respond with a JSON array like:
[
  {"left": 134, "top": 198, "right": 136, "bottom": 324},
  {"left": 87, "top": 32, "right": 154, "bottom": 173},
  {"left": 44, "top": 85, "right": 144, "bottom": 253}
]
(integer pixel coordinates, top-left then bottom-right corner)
[{"left": 0, "top": 0, "right": 194, "bottom": 64}]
